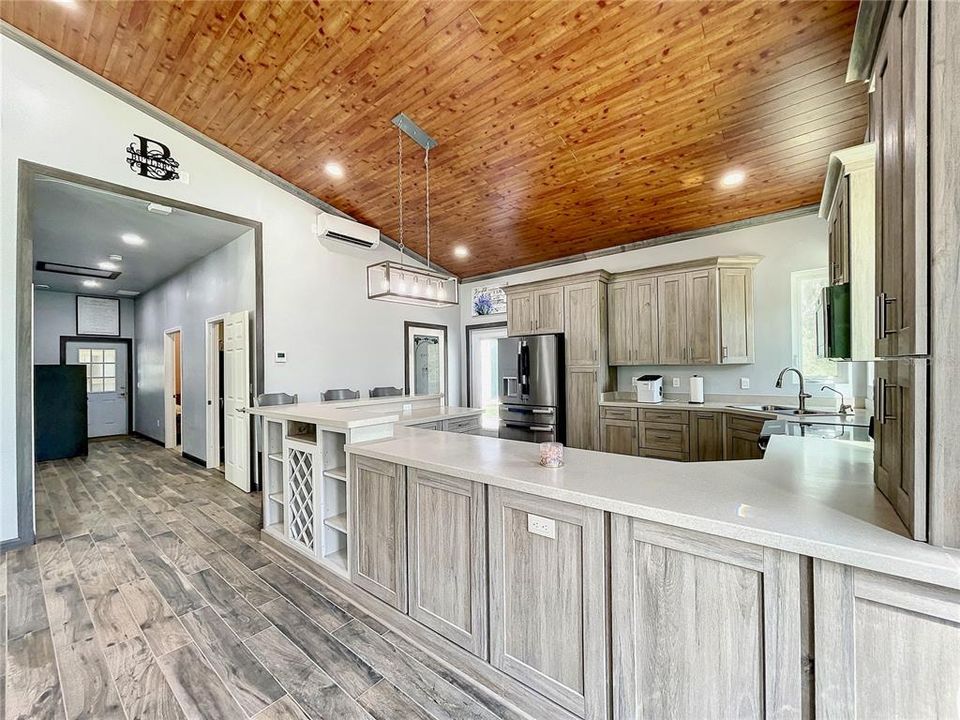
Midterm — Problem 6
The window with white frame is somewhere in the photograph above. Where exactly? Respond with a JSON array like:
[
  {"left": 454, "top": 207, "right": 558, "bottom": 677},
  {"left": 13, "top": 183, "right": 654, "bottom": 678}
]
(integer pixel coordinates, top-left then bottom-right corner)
[
  {"left": 77, "top": 347, "right": 117, "bottom": 393},
  {"left": 790, "top": 268, "right": 848, "bottom": 382}
]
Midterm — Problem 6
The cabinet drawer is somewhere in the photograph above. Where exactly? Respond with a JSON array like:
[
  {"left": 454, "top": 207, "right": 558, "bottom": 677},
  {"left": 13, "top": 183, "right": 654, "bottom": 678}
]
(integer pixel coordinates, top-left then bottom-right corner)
[
  {"left": 410, "top": 420, "right": 443, "bottom": 431},
  {"left": 444, "top": 415, "right": 481, "bottom": 433},
  {"left": 601, "top": 406, "right": 638, "bottom": 421},
  {"left": 639, "top": 422, "right": 689, "bottom": 454},
  {"left": 725, "top": 414, "right": 767, "bottom": 434},
  {"left": 640, "top": 408, "right": 689, "bottom": 424}
]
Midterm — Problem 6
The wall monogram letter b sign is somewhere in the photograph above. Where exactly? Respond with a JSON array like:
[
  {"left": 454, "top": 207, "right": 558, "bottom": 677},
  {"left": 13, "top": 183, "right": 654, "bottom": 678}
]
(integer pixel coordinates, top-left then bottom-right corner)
[{"left": 126, "top": 134, "right": 180, "bottom": 180}]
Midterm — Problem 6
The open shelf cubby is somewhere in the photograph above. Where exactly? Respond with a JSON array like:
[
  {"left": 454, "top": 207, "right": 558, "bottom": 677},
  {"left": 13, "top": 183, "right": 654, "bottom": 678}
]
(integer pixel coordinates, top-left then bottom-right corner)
[
  {"left": 263, "top": 420, "right": 285, "bottom": 527},
  {"left": 286, "top": 421, "right": 317, "bottom": 444}
]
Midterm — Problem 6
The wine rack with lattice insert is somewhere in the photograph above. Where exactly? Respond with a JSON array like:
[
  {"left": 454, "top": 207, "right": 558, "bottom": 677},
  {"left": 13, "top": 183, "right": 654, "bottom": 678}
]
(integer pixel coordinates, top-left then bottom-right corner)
[{"left": 284, "top": 436, "right": 318, "bottom": 554}]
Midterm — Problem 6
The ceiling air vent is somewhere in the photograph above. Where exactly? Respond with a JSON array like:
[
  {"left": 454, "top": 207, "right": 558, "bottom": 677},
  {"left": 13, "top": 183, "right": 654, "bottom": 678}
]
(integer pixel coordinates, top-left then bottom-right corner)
[{"left": 35, "top": 261, "right": 121, "bottom": 279}]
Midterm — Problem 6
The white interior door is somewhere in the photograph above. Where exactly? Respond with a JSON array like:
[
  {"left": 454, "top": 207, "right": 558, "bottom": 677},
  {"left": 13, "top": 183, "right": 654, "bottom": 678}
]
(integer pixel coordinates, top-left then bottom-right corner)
[
  {"left": 224, "top": 310, "right": 251, "bottom": 491},
  {"left": 66, "top": 341, "right": 129, "bottom": 438}
]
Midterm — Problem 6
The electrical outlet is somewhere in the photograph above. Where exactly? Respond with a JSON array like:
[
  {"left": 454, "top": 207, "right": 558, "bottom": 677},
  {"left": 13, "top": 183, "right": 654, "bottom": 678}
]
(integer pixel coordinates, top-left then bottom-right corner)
[
  {"left": 672, "top": 377, "right": 681, "bottom": 388},
  {"left": 156, "top": 419, "right": 160, "bottom": 427},
  {"left": 527, "top": 514, "right": 556, "bottom": 539},
  {"left": 740, "top": 377, "right": 750, "bottom": 389},
  {"left": 179, "top": 171, "right": 190, "bottom": 185}
]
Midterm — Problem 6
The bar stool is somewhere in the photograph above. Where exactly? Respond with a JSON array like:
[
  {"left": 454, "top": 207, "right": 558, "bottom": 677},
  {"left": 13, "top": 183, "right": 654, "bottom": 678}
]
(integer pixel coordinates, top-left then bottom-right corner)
[
  {"left": 322, "top": 388, "right": 360, "bottom": 401},
  {"left": 369, "top": 386, "right": 403, "bottom": 397},
  {"left": 253, "top": 392, "right": 297, "bottom": 491}
]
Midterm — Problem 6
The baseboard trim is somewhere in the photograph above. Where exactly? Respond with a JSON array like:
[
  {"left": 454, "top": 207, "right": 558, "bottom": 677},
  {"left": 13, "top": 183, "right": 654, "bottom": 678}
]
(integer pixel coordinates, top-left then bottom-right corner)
[
  {"left": 132, "top": 431, "right": 165, "bottom": 447},
  {"left": 259, "top": 531, "right": 578, "bottom": 720},
  {"left": 0, "top": 534, "right": 33, "bottom": 552},
  {"left": 182, "top": 452, "right": 206, "bottom": 468}
]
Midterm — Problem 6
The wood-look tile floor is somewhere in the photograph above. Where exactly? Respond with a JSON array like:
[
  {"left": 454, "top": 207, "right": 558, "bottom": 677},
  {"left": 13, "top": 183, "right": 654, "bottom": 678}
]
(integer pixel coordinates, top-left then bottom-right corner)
[{"left": 3, "top": 437, "right": 521, "bottom": 720}]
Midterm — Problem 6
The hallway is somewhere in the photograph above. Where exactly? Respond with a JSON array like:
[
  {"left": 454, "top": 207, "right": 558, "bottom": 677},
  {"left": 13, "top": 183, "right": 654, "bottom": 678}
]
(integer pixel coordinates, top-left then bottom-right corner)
[{"left": 2, "top": 438, "right": 517, "bottom": 720}]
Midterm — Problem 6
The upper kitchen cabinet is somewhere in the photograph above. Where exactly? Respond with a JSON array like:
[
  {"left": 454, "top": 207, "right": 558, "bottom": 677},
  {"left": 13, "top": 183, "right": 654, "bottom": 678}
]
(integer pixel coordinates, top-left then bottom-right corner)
[
  {"left": 818, "top": 143, "right": 877, "bottom": 361},
  {"left": 609, "top": 257, "right": 759, "bottom": 366},
  {"left": 505, "top": 285, "right": 564, "bottom": 336},
  {"left": 564, "top": 278, "right": 607, "bottom": 366},
  {"left": 607, "top": 276, "right": 659, "bottom": 365},
  {"left": 870, "top": 0, "right": 929, "bottom": 358}
]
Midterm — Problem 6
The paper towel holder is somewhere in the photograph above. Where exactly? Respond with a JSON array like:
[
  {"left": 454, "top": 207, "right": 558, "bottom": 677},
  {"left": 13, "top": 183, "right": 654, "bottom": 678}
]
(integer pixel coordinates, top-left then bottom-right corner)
[{"left": 689, "top": 375, "right": 705, "bottom": 405}]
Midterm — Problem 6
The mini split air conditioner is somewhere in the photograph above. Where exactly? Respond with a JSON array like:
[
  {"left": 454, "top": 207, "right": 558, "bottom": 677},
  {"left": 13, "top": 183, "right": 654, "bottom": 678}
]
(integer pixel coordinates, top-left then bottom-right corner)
[{"left": 315, "top": 212, "right": 380, "bottom": 250}]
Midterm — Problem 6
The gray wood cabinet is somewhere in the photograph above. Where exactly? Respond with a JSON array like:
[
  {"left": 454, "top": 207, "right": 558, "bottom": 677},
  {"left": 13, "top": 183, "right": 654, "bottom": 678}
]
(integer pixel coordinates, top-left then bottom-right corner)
[
  {"left": 406, "top": 469, "right": 487, "bottom": 658},
  {"left": 601, "top": 418, "right": 638, "bottom": 456},
  {"left": 533, "top": 287, "right": 564, "bottom": 334},
  {"left": 724, "top": 413, "right": 766, "bottom": 460},
  {"left": 507, "top": 290, "right": 535, "bottom": 336},
  {"left": 488, "top": 487, "right": 609, "bottom": 719},
  {"left": 567, "top": 367, "right": 601, "bottom": 451},
  {"left": 689, "top": 410, "right": 723, "bottom": 461},
  {"left": 349, "top": 456, "right": 407, "bottom": 611},
  {"left": 828, "top": 174, "right": 851, "bottom": 286},
  {"left": 656, "top": 272, "right": 688, "bottom": 364},
  {"left": 607, "top": 277, "right": 658, "bottom": 366},
  {"left": 874, "top": 358, "right": 927, "bottom": 540},
  {"left": 685, "top": 268, "right": 719, "bottom": 364},
  {"left": 718, "top": 267, "right": 754, "bottom": 363},
  {"left": 813, "top": 560, "right": 960, "bottom": 718},
  {"left": 873, "top": 0, "right": 929, "bottom": 358},
  {"left": 564, "top": 280, "right": 603, "bottom": 366},
  {"left": 611, "top": 516, "right": 802, "bottom": 720}
]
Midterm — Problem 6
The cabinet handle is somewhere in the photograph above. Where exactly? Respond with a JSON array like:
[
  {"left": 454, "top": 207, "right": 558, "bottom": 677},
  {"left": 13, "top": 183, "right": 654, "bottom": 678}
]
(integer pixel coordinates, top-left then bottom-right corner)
[
  {"left": 874, "top": 377, "right": 897, "bottom": 424},
  {"left": 875, "top": 293, "right": 896, "bottom": 340},
  {"left": 721, "top": 346, "right": 728, "bottom": 360}
]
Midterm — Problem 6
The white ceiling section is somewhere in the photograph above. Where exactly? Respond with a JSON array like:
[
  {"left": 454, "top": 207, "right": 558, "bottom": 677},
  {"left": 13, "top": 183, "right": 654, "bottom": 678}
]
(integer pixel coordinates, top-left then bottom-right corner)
[{"left": 30, "top": 175, "right": 250, "bottom": 295}]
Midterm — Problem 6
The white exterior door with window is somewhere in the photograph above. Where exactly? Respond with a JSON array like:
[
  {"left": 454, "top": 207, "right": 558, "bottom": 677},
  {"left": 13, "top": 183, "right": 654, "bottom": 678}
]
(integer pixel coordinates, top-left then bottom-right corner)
[
  {"left": 66, "top": 342, "right": 128, "bottom": 438},
  {"left": 223, "top": 311, "right": 251, "bottom": 491}
]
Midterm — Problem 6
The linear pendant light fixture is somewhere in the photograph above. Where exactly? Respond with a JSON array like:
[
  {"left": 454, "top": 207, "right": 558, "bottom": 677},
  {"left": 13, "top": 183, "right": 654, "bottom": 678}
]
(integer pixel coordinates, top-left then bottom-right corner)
[{"left": 367, "top": 113, "right": 459, "bottom": 307}]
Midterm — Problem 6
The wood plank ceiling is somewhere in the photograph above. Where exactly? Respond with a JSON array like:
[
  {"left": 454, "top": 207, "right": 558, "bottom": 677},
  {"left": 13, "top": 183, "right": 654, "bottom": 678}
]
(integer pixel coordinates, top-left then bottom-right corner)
[{"left": 2, "top": 0, "right": 868, "bottom": 278}]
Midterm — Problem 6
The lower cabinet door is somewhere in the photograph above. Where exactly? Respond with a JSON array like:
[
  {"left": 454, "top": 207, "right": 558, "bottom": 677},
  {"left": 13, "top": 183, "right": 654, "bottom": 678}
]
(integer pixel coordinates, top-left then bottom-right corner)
[
  {"left": 350, "top": 456, "right": 407, "bottom": 611},
  {"left": 601, "top": 418, "right": 639, "bottom": 455},
  {"left": 611, "top": 515, "right": 803, "bottom": 720},
  {"left": 407, "top": 469, "right": 487, "bottom": 659},
  {"left": 813, "top": 560, "right": 960, "bottom": 719},
  {"left": 488, "top": 487, "right": 609, "bottom": 719},
  {"left": 689, "top": 411, "right": 723, "bottom": 461}
]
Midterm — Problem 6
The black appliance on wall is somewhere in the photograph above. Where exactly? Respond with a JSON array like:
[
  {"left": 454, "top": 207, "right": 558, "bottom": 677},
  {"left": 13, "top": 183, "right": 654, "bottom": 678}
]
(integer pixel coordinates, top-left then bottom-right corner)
[
  {"left": 35, "top": 364, "right": 87, "bottom": 461},
  {"left": 497, "top": 334, "right": 565, "bottom": 444}
]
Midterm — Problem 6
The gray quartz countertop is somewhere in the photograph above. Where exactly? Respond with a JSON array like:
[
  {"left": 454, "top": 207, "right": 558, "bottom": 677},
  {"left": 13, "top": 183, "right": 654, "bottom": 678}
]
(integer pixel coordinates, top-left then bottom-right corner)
[{"left": 347, "top": 430, "right": 959, "bottom": 589}]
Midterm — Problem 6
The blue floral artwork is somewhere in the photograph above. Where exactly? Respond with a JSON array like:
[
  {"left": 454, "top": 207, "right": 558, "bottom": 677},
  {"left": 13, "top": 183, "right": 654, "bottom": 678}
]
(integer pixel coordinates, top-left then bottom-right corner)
[{"left": 472, "top": 286, "right": 506, "bottom": 316}]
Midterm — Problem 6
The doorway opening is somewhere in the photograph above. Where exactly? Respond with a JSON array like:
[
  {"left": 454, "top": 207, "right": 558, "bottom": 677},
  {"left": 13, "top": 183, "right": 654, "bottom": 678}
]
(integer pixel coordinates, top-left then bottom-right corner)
[
  {"left": 164, "top": 328, "right": 183, "bottom": 452},
  {"left": 466, "top": 322, "right": 508, "bottom": 431},
  {"left": 206, "top": 315, "right": 226, "bottom": 471}
]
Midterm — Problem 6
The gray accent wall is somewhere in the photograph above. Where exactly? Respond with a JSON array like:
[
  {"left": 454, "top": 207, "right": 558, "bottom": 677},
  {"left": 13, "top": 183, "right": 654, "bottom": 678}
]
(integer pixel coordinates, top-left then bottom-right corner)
[
  {"left": 33, "top": 289, "right": 135, "bottom": 363},
  {"left": 134, "top": 230, "right": 255, "bottom": 458}
]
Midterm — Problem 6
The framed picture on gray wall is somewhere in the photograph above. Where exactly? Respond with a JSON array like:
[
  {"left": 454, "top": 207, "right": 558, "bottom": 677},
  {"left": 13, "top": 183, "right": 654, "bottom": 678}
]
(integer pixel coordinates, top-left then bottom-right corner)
[{"left": 76, "top": 296, "right": 120, "bottom": 336}]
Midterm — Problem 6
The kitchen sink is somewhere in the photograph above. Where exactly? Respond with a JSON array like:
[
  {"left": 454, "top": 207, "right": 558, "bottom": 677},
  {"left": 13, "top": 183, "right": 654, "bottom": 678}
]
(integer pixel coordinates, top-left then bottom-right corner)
[{"left": 728, "top": 404, "right": 843, "bottom": 417}]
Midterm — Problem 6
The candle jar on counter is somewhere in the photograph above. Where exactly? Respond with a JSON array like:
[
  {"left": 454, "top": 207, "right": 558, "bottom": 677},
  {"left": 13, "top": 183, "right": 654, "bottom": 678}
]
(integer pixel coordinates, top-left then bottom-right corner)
[{"left": 539, "top": 441, "right": 564, "bottom": 468}]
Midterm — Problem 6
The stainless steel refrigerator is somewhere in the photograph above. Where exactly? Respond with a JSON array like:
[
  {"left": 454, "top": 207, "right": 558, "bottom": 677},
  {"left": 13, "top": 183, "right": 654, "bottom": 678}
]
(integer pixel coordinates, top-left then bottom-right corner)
[{"left": 497, "top": 334, "right": 565, "bottom": 444}]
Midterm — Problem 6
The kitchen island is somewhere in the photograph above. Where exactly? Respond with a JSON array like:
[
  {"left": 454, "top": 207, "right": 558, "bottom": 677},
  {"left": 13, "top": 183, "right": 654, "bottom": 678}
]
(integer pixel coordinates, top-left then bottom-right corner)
[
  {"left": 250, "top": 395, "right": 481, "bottom": 578},
  {"left": 261, "top": 428, "right": 960, "bottom": 720}
]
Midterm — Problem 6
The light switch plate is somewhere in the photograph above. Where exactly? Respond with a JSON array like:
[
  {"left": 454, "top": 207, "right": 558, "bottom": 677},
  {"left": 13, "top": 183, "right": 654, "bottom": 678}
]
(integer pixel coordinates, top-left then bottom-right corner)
[
  {"left": 672, "top": 377, "right": 681, "bottom": 387},
  {"left": 740, "top": 377, "right": 750, "bottom": 389},
  {"left": 527, "top": 514, "right": 556, "bottom": 539},
  {"left": 179, "top": 171, "right": 190, "bottom": 185}
]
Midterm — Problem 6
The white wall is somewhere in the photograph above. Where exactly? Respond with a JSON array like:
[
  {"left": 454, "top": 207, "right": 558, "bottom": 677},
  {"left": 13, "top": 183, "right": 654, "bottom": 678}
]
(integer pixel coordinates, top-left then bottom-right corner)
[
  {"left": 134, "top": 232, "right": 254, "bottom": 457},
  {"left": 33, "top": 290, "right": 135, "bottom": 364},
  {"left": 460, "top": 214, "right": 857, "bottom": 401},
  {"left": 0, "top": 38, "right": 460, "bottom": 543}
]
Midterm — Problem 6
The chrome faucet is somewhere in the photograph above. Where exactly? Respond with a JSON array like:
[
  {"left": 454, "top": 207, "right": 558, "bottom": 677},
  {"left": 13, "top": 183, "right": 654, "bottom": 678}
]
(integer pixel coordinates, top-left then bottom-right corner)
[
  {"left": 775, "top": 367, "right": 812, "bottom": 414},
  {"left": 821, "top": 385, "right": 853, "bottom": 415}
]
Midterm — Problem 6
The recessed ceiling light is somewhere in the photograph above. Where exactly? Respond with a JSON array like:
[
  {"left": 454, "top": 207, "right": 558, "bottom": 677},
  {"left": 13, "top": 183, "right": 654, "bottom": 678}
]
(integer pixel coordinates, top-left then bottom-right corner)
[
  {"left": 453, "top": 245, "right": 469, "bottom": 258},
  {"left": 82, "top": 279, "right": 101, "bottom": 288},
  {"left": 116, "top": 289, "right": 140, "bottom": 297},
  {"left": 324, "top": 162, "right": 345, "bottom": 178},
  {"left": 109, "top": 254, "right": 123, "bottom": 262},
  {"left": 720, "top": 169, "right": 746, "bottom": 188},
  {"left": 98, "top": 260, "right": 119, "bottom": 271},
  {"left": 36, "top": 284, "right": 50, "bottom": 290},
  {"left": 121, "top": 233, "right": 145, "bottom": 245},
  {"left": 50, "top": 0, "right": 77, "bottom": 7}
]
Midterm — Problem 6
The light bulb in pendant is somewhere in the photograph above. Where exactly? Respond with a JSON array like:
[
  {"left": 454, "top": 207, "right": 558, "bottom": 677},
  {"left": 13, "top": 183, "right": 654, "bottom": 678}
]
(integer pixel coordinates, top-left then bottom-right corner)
[{"left": 381, "top": 277, "right": 390, "bottom": 291}]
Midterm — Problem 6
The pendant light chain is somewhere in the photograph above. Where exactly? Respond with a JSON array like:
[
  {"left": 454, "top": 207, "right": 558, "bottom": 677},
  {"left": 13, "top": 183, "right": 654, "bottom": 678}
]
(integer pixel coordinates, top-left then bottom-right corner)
[
  {"left": 425, "top": 146, "right": 431, "bottom": 270},
  {"left": 397, "top": 125, "right": 405, "bottom": 265}
]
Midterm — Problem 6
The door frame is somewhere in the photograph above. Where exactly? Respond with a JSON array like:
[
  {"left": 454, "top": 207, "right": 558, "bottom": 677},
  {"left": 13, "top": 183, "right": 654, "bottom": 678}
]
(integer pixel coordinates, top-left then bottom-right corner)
[
  {"left": 205, "top": 314, "right": 227, "bottom": 470},
  {"left": 59, "top": 335, "right": 134, "bottom": 435},
  {"left": 404, "top": 321, "right": 448, "bottom": 399},
  {"left": 163, "top": 327, "right": 182, "bottom": 450},
  {"left": 465, "top": 321, "right": 507, "bottom": 407}
]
